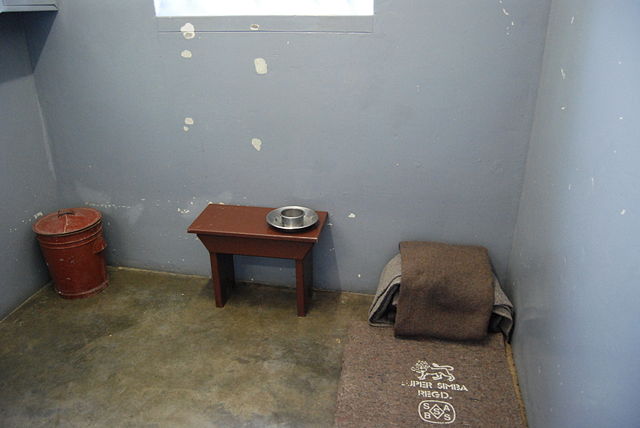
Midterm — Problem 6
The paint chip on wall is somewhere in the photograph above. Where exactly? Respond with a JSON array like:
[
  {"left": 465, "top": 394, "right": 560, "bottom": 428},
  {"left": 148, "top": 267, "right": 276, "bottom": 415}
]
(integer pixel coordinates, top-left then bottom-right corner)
[
  {"left": 184, "top": 117, "right": 194, "bottom": 125},
  {"left": 254, "top": 58, "right": 268, "bottom": 75},
  {"left": 180, "top": 22, "right": 196, "bottom": 39},
  {"left": 181, "top": 50, "right": 192, "bottom": 59},
  {"left": 251, "top": 138, "right": 262, "bottom": 151},
  {"left": 348, "top": 213, "right": 356, "bottom": 218}
]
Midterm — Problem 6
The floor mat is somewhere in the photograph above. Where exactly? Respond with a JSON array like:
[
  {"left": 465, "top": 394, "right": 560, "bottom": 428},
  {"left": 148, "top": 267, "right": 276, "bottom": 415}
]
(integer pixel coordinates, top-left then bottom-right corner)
[{"left": 335, "top": 322, "right": 524, "bottom": 427}]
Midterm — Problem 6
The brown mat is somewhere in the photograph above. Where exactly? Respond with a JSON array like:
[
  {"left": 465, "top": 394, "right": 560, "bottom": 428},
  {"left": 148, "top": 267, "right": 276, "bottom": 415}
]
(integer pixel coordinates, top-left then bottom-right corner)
[
  {"left": 395, "top": 241, "right": 494, "bottom": 341},
  {"left": 335, "top": 322, "right": 524, "bottom": 428}
]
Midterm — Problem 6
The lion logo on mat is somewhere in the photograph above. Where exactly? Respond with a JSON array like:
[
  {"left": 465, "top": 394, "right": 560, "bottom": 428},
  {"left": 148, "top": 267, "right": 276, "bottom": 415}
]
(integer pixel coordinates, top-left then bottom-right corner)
[{"left": 411, "top": 360, "right": 455, "bottom": 382}]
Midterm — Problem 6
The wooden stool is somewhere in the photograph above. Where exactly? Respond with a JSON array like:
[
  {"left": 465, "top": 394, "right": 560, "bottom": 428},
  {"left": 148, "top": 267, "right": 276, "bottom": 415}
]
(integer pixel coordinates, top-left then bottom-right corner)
[{"left": 187, "top": 204, "right": 328, "bottom": 316}]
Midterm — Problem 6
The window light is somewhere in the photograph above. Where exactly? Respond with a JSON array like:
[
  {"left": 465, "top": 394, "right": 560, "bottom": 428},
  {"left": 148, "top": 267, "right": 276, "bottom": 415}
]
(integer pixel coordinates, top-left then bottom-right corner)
[{"left": 154, "top": 0, "right": 374, "bottom": 17}]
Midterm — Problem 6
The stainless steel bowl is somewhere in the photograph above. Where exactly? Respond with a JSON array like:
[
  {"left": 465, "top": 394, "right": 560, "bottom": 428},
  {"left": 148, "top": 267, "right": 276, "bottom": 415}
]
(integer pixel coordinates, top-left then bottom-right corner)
[{"left": 266, "top": 206, "right": 319, "bottom": 232}]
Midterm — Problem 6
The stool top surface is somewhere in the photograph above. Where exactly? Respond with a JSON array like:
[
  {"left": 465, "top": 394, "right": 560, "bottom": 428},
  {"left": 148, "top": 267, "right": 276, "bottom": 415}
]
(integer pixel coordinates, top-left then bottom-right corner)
[{"left": 187, "top": 204, "right": 328, "bottom": 242}]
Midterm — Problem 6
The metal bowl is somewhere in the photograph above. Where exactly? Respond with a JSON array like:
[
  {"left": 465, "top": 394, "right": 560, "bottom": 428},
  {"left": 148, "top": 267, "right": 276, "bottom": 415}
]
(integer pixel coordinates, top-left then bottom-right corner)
[{"left": 266, "top": 206, "right": 319, "bottom": 232}]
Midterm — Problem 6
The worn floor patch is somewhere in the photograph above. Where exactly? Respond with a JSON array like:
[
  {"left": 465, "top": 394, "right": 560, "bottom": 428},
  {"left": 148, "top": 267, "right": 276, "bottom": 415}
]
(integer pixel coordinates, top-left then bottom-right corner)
[
  {"left": 0, "top": 268, "right": 372, "bottom": 427},
  {"left": 335, "top": 322, "right": 524, "bottom": 427}
]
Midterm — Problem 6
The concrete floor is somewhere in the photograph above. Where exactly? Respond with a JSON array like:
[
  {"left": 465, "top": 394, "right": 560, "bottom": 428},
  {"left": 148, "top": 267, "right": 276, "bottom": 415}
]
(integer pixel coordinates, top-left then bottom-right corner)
[{"left": 0, "top": 267, "right": 371, "bottom": 427}]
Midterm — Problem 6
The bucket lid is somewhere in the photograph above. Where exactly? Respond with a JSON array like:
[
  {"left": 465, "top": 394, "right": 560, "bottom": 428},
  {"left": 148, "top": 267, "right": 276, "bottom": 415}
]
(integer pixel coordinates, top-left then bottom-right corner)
[{"left": 33, "top": 208, "right": 102, "bottom": 236}]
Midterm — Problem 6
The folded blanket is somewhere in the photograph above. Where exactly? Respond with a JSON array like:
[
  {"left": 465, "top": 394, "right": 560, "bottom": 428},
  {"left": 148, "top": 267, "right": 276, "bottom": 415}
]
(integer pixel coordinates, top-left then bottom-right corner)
[
  {"left": 393, "top": 241, "right": 494, "bottom": 341},
  {"left": 368, "top": 252, "right": 514, "bottom": 338}
]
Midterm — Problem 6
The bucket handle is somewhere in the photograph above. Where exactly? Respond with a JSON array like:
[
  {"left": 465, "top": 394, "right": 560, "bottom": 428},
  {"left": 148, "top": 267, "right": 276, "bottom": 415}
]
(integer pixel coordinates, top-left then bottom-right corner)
[
  {"left": 93, "top": 236, "right": 107, "bottom": 254},
  {"left": 57, "top": 209, "right": 75, "bottom": 217}
]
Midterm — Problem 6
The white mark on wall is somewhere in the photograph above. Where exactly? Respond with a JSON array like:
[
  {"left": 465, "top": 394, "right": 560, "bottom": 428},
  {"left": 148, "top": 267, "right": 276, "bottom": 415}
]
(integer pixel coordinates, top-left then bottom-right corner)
[
  {"left": 561, "top": 106, "right": 567, "bottom": 111},
  {"left": 618, "top": 60, "right": 623, "bottom": 65},
  {"left": 181, "top": 49, "right": 192, "bottom": 59},
  {"left": 254, "top": 58, "right": 268, "bottom": 75},
  {"left": 19, "top": 212, "right": 43, "bottom": 225},
  {"left": 348, "top": 213, "right": 356, "bottom": 219},
  {"left": 504, "top": 18, "right": 515, "bottom": 36},
  {"left": 250, "top": 24, "right": 260, "bottom": 31},
  {"left": 502, "top": 8, "right": 510, "bottom": 16},
  {"left": 215, "top": 191, "right": 233, "bottom": 204},
  {"left": 620, "top": 209, "right": 627, "bottom": 215},
  {"left": 395, "top": 163, "right": 400, "bottom": 167},
  {"left": 177, "top": 208, "right": 191, "bottom": 214},
  {"left": 590, "top": 177, "right": 595, "bottom": 188},
  {"left": 251, "top": 138, "right": 263, "bottom": 151},
  {"left": 85, "top": 202, "right": 132, "bottom": 210},
  {"left": 357, "top": 274, "right": 362, "bottom": 278},
  {"left": 568, "top": 184, "right": 572, "bottom": 191},
  {"left": 570, "top": 16, "right": 575, "bottom": 24},
  {"left": 560, "top": 68, "right": 566, "bottom": 80},
  {"left": 618, "top": 116, "right": 624, "bottom": 120},
  {"left": 75, "top": 182, "right": 111, "bottom": 206},
  {"left": 126, "top": 204, "right": 144, "bottom": 225},
  {"left": 183, "top": 126, "right": 190, "bottom": 132},
  {"left": 184, "top": 117, "right": 194, "bottom": 125},
  {"left": 181, "top": 22, "right": 196, "bottom": 39}
]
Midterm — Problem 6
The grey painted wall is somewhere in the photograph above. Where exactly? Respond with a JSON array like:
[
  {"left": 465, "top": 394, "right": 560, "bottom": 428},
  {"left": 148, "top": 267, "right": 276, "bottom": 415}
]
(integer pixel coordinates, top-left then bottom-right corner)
[
  {"left": 23, "top": 0, "right": 551, "bottom": 293},
  {"left": 0, "top": 14, "right": 58, "bottom": 319},
  {"left": 508, "top": 1, "right": 640, "bottom": 427}
]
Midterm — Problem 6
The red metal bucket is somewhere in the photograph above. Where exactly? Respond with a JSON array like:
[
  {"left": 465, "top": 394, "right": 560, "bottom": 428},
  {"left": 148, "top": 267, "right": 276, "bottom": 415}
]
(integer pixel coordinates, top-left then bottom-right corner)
[{"left": 33, "top": 208, "right": 108, "bottom": 299}]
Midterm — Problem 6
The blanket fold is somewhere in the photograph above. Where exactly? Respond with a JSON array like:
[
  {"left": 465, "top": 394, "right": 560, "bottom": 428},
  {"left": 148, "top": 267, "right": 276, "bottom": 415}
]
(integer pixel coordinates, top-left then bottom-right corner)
[
  {"left": 368, "top": 254, "right": 403, "bottom": 325},
  {"left": 367, "top": 252, "right": 514, "bottom": 337},
  {"left": 392, "top": 241, "right": 495, "bottom": 341}
]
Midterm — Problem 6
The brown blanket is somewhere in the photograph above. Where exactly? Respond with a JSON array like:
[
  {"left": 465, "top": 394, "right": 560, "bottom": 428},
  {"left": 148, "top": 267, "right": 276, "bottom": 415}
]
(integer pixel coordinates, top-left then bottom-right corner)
[{"left": 394, "top": 242, "right": 494, "bottom": 341}]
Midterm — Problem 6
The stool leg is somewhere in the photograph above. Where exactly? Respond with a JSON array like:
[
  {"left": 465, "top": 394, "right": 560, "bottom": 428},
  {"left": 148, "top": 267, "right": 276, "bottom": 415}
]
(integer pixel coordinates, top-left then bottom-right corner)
[
  {"left": 210, "top": 253, "right": 235, "bottom": 307},
  {"left": 304, "top": 252, "right": 313, "bottom": 302},
  {"left": 295, "top": 251, "right": 313, "bottom": 316}
]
